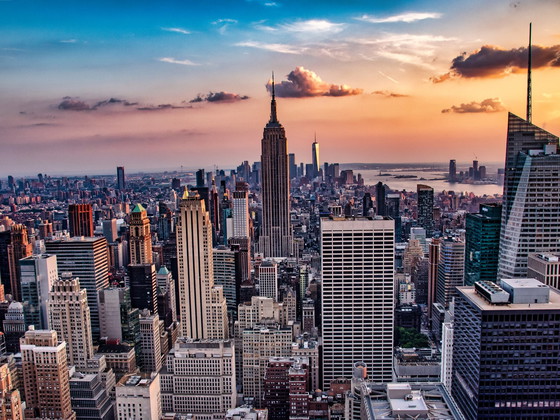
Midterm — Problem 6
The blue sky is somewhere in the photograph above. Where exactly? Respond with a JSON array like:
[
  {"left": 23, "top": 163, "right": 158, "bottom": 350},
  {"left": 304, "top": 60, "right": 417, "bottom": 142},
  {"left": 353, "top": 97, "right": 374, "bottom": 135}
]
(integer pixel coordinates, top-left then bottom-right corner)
[{"left": 1, "top": 0, "right": 559, "bottom": 176}]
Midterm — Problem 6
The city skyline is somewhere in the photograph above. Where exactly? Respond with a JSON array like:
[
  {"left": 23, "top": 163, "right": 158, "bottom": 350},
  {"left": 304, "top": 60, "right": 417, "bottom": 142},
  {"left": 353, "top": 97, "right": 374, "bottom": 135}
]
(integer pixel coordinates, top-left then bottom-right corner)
[{"left": 1, "top": 0, "right": 560, "bottom": 175}]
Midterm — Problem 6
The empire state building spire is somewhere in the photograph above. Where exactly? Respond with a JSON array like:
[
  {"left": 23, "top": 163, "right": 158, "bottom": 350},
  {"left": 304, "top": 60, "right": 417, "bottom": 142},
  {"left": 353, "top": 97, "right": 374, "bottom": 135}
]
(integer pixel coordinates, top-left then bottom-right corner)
[{"left": 268, "top": 72, "right": 279, "bottom": 125}]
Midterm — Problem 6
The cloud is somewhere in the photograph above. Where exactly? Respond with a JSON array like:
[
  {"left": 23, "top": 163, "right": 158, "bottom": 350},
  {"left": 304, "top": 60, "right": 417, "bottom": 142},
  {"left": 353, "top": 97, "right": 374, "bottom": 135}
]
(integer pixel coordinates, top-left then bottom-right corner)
[
  {"left": 158, "top": 57, "right": 199, "bottom": 66},
  {"left": 266, "top": 67, "right": 363, "bottom": 98},
  {"left": 441, "top": 98, "right": 505, "bottom": 113},
  {"left": 59, "top": 39, "right": 77, "bottom": 44},
  {"left": 372, "top": 90, "right": 409, "bottom": 98},
  {"left": 280, "top": 19, "right": 344, "bottom": 34},
  {"left": 357, "top": 12, "right": 442, "bottom": 24},
  {"left": 94, "top": 98, "right": 138, "bottom": 108},
  {"left": 235, "top": 41, "right": 305, "bottom": 54},
  {"left": 58, "top": 98, "right": 91, "bottom": 111},
  {"left": 189, "top": 92, "right": 249, "bottom": 103},
  {"left": 432, "top": 44, "right": 560, "bottom": 82},
  {"left": 161, "top": 27, "right": 191, "bottom": 35},
  {"left": 212, "top": 18, "right": 238, "bottom": 34},
  {"left": 137, "top": 104, "right": 191, "bottom": 111}
]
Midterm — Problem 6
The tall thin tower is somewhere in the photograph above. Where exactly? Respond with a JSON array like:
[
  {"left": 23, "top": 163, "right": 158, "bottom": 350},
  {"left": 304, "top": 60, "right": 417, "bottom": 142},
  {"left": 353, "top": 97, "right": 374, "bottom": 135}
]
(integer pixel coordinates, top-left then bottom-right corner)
[
  {"left": 259, "top": 74, "right": 293, "bottom": 258},
  {"left": 129, "top": 203, "right": 153, "bottom": 265},
  {"left": 176, "top": 191, "right": 228, "bottom": 339},
  {"left": 498, "top": 25, "right": 560, "bottom": 279},
  {"left": 311, "top": 134, "right": 320, "bottom": 179}
]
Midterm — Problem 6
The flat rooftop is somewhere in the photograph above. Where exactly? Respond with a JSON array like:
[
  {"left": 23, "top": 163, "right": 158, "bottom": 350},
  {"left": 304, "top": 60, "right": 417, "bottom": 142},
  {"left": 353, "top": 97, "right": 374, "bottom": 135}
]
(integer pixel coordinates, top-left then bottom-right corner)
[{"left": 457, "top": 286, "right": 560, "bottom": 311}]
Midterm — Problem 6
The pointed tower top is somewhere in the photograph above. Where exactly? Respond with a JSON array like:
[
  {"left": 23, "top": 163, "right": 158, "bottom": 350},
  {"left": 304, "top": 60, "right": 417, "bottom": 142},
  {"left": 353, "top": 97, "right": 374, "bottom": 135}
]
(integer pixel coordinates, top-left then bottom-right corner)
[
  {"left": 182, "top": 188, "right": 189, "bottom": 200},
  {"left": 526, "top": 22, "right": 532, "bottom": 123},
  {"left": 314, "top": 132, "right": 317, "bottom": 144},
  {"left": 269, "top": 71, "right": 279, "bottom": 124}
]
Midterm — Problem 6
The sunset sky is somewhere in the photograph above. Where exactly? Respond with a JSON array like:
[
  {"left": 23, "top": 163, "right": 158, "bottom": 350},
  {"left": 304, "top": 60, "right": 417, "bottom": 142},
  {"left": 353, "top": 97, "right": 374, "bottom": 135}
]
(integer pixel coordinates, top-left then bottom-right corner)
[{"left": 1, "top": 0, "right": 559, "bottom": 176}]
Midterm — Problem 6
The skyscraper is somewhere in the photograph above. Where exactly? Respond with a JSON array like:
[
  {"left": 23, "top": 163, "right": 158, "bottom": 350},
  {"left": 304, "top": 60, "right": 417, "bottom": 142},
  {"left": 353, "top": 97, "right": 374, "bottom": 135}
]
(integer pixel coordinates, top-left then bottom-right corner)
[
  {"left": 129, "top": 204, "right": 153, "bottom": 265},
  {"left": 47, "top": 273, "right": 94, "bottom": 369},
  {"left": 232, "top": 183, "right": 250, "bottom": 239},
  {"left": 375, "top": 182, "right": 386, "bottom": 216},
  {"left": 176, "top": 191, "right": 228, "bottom": 339},
  {"left": 416, "top": 184, "right": 434, "bottom": 237},
  {"left": 46, "top": 236, "right": 109, "bottom": 340},
  {"left": 127, "top": 263, "right": 158, "bottom": 315},
  {"left": 7, "top": 224, "right": 32, "bottom": 301},
  {"left": 435, "top": 237, "right": 465, "bottom": 309},
  {"left": 259, "top": 76, "right": 293, "bottom": 258},
  {"left": 448, "top": 159, "right": 457, "bottom": 182},
  {"left": 498, "top": 28, "right": 560, "bottom": 279},
  {"left": 464, "top": 203, "right": 502, "bottom": 285},
  {"left": 321, "top": 216, "right": 394, "bottom": 388},
  {"left": 116, "top": 166, "right": 125, "bottom": 190},
  {"left": 452, "top": 280, "right": 560, "bottom": 419},
  {"left": 258, "top": 260, "right": 278, "bottom": 301},
  {"left": 68, "top": 204, "right": 94, "bottom": 237},
  {"left": 311, "top": 136, "right": 320, "bottom": 179},
  {"left": 21, "top": 329, "right": 76, "bottom": 420},
  {"left": 498, "top": 113, "right": 560, "bottom": 279}
]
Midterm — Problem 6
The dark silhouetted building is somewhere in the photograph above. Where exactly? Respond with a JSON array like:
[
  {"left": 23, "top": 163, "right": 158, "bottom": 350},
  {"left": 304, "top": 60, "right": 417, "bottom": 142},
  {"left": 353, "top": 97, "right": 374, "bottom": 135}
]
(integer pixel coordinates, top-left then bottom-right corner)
[
  {"left": 68, "top": 204, "right": 94, "bottom": 237},
  {"left": 416, "top": 184, "right": 434, "bottom": 237}
]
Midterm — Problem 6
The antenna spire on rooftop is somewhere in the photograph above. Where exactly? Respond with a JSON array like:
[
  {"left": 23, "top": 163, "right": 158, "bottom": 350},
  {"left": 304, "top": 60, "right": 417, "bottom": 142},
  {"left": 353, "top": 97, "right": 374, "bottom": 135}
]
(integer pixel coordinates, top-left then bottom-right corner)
[{"left": 526, "top": 22, "right": 532, "bottom": 123}]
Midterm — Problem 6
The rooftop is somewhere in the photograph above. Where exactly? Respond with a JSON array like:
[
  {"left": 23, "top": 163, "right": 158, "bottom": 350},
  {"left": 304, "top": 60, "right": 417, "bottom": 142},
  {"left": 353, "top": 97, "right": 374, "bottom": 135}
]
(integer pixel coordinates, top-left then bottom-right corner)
[{"left": 458, "top": 285, "right": 560, "bottom": 311}]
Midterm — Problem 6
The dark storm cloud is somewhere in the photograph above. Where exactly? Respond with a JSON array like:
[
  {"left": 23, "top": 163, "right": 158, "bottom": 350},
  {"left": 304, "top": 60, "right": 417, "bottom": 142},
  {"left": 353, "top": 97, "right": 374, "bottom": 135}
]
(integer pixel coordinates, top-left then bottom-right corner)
[
  {"left": 189, "top": 91, "right": 249, "bottom": 103},
  {"left": 432, "top": 44, "right": 560, "bottom": 83}
]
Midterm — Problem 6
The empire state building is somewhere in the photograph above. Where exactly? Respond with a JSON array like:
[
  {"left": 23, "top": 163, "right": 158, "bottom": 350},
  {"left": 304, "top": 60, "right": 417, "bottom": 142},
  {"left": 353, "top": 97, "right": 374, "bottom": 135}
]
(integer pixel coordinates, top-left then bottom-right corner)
[{"left": 259, "top": 77, "right": 293, "bottom": 258}]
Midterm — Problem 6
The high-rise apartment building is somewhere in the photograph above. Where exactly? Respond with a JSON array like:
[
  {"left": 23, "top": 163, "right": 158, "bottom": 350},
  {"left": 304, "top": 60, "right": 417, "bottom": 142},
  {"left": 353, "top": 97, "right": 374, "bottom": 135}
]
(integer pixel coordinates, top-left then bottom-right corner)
[
  {"left": 0, "top": 361, "right": 23, "bottom": 420},
  {"left": 498, "top": 113, "right": 560, "bottom": 279},
  {"left": 452, "top": 280, "right": 560, "bottom": 419},
  {"left": 19, "top": 253, "right": 58, "bottom": 329},
  {"left": 259, "top": 79, "right": 293, "bottom": 258},
  {"left": 176, "top": 191, "right": 228, "bottom": 339},
  {"left": 416, "top": 184, "right": 434, "bottom": 237},
  {"left": 160, "top": 338, "right": 236, "bottom": 417},
  {"left": 321, "top": 216, "right": 394, "bottom": 388},
  {"left": 464, "top": 203, "right": 502, "bottom": 285},
  {"left": 20, "top": 329, "right": 76, "bottom": 420},
  {"left": 116, "top": 166, "right": 126, "bottom": 190},
  {"left": 68, "top": 204, "right": 94, "bottom": 237},
  {"left": 7, "top": 224, "right": 32, "bottom": 300},
  {"left": 129, "top": 204, "right": 152, "bottom": 265},
  {"left": 46, "top": 236, "right": 109, "bottom": 340},
  {"left": 47, "top": 273, "right": 94, "bottom": 369}
]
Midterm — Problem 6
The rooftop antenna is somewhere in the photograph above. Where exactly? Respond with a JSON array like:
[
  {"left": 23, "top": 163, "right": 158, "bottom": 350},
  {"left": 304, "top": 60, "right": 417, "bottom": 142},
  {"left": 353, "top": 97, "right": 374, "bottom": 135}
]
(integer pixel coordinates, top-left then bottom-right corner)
[
  {"left": 526, "top": 22, "right": 532, "bottom": 123},
  {"left": 269, "top": 71, "right": 278, "bottom": 123}
]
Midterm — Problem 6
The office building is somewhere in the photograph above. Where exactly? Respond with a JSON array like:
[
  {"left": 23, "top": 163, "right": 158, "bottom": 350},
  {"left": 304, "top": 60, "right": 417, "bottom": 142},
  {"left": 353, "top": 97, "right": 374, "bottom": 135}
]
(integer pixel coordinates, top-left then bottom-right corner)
[
  {"left": 69, "top": 372, "right": 115, "bottom": 420},
  {"left": 176, "top": 191, "right": 228, "bottom": 339},
  {"left": 321, "top": 216, "right": 394, "bottom": 388},
  {"left": 103, "top": 218, "right": 118, "bottom": 243},
  {"left": 289, "top": 153, "right": 297, "bottom": 180},
  {"left": 464, "top": 203, "right": 502, "bottom": 285},
  {"left": 129, "top": 204, "right": 153, "bottom": 265},
  {"left": 435, "top": 237, "right": 465, "bottom": 309},
  {"left": 258, "top": 260, "right": 278, "bottom": 301},
  {"left": 156, "top": 266, "right": 177, "bottom": 327},
  {"left": 116, "top": 373, "right": 161, "bottom": 420},
  {"left": 449, "top": 159, "right": 457, "bottom": 182},
  {"left": 375, "top": 182, "right": 386, "bottom": 216},
  {"left": 452, "top": 280, "right": 560, "bottom": 419},
  {"left": 19, "top": 253, "right": 58, "bottom": 330},
  {"left": 386, "top": 193, "right": 402, "bottom": 242},
  {"left": 116, "top": 166, "right": 125, "bottom": 190},
  {"left": 416, "top": 185, "right": 434, "bottom": 236},
  {"left": 527, "top": 252, "right": 560, "bottom": 288},
  {"left": 46, "top": 236, "right": 109, "bottom": 340},
  {"left": 20, "top": 329, "right": 76, "bottom": 420},
  {"left": 47, "top": 273, "right": 94, "bottom": 369},
  {"left": 68, "top": 204, "right": 94, "bottom": 238},
  {"left": 160, "top": 338, "right": 236, "bottom": 418},
  {"left": 232, "top": 183, "right": 250, "bottom": 239},
  {"left": 498, "top": 113, "right": 560, "bottom": 279},
  {"left": 2, "top": 303, "right": 25, "bottom": 354},
  {"left": 213, "top": 245, "right": 238, "bottom": 319},
  {"left": 139, "top": 310, "right": 162, "bottom": 374},
  {"left": 6, "top": 225, "right": 32, "bottom": 300},
  {"left": 128, "top": 263, "right": 158, "bottom": 314},
  {"left": 259, "top": 78, "right": 293, "bottom": 258},
  {"left": 242, "top": 324, "right": 293, "bottom": 406},
  {"left": 427, "top": 237, "right": 440, "bottom": 324},
  {"left": 99, "top": 286, "right": 140, "bottom": 345}
]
